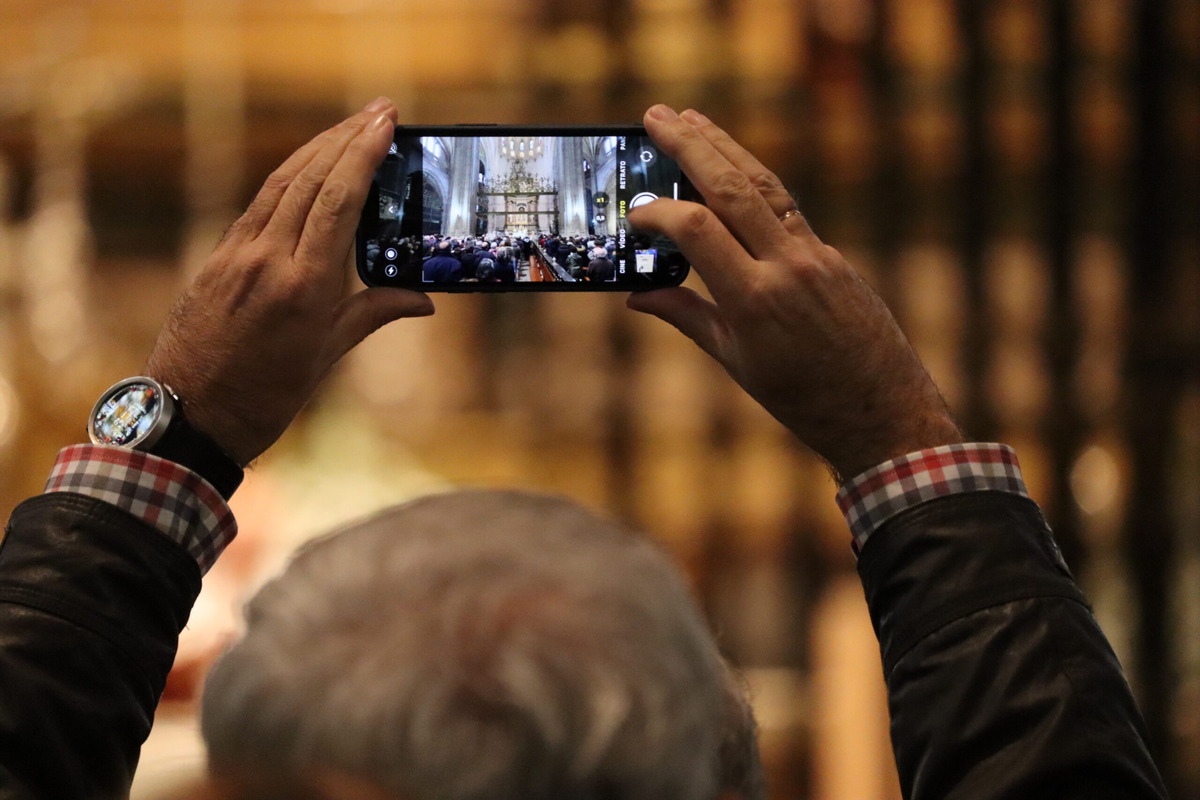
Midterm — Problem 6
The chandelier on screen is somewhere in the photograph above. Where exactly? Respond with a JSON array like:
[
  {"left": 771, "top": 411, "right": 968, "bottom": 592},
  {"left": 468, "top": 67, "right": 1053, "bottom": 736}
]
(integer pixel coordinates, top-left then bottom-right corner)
[{"left": 500, "top": 136, "right": 544, "bottom": 160}]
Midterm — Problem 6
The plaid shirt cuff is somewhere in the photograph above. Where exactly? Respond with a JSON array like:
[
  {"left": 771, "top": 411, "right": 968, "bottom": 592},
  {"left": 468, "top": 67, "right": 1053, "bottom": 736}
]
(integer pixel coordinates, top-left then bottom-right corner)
[
  {"left": 836, "top": 443, "right": 1027, "bottom": 555},
  {"left": 44, "top": 444, "right": 237, "bottom": 575}
]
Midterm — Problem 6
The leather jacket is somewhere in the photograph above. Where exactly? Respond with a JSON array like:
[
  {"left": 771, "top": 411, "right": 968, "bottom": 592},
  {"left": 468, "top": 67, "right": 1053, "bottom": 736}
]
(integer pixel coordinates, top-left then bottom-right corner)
[
  {"left": 858, "top": 491, "right": 1167, "bottom": 799},
  {"left": 0, "top": 489, "right": 1168, "bottom": 799},
  {"left": 0, "top": 494, "right": 199, "bottom": 799}
]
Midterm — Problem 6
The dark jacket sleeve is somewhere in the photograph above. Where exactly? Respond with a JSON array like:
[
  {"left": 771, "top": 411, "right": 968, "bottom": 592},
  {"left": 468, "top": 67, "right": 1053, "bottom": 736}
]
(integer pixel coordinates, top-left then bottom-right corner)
[
  {"left": 0, "top": 493, "right": 202, "bottom": 800},
  {"left": 857, "top": 491, "right": 1168, "bottom": 800}
]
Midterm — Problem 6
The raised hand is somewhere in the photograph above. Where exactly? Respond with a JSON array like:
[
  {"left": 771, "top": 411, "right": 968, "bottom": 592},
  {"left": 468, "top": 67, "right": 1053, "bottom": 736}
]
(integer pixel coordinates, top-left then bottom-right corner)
[
  {"left": 145, "top": 98, "right": 435, "bottom": 466},
  {"left": 627, "top": 105, "right": 961, "bottom": 481}
]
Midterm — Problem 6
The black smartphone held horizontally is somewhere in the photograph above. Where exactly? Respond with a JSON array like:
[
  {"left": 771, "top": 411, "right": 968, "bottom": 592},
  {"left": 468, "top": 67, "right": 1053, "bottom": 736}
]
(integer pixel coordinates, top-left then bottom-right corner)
[{"left": 356, "top": 125, "right": 698, "bottom": 291}]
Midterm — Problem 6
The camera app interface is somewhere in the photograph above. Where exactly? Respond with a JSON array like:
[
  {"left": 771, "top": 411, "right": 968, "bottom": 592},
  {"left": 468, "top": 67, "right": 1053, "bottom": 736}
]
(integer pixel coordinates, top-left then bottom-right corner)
[{"left": 362, "top": 131, "right": 688, "bottom": 289}]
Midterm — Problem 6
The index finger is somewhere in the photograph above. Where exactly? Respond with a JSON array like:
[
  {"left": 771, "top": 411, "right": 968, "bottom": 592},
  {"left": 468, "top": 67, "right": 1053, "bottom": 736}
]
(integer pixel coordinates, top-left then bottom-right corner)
[
  {"left": 626, "top": 198, "right": 756, "bottom": 303},
  {"left": 643, "top": 105, "right": 797, "bottom": 261}
]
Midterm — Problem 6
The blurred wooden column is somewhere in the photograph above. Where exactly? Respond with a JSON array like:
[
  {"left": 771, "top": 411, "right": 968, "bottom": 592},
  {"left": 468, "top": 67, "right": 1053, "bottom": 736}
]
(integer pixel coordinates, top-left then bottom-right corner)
[
  {"left": 1171, "top": 387, "right": 1200, "bottom": 795},
  {"left": 1068, "top": 0, "right": 1138, "bottom": 673},
  {"left": 953, "top": 0, "right": 998, "bottom": 439},
  {"left": 804, "top": 2, "right": 909, "bottom": 797},
  {"left": 181, "top": 0, "right": 246, "bottom": 278},
  {"left": 0, "top": 157, "right": 17, "bottom": 481},
  {"left": 335, "top": 0, "right": 416, "bottom": 122},
  {"left": 1121, "top": 0, "right": 1184, "bottom": 786},
  {"left": 890, "top": 0, "right": 969, "bottom": 412},
  {"left": 0, "top": 5, "right": 136, "bottom": 506},
  {"left": 811, "top": 577, "right": 901, "bottom": 800},
  {"left": 23, "top": 9, "right": 95, "bottom": 365},
  {"left": 337, "top": 1, "right": 463, "bottom": 436},
  {"left": 1040, "top": 0, "right": 1087, "bottom": 573},
  {"left": 531, "top": 0, "right": 629, "bottom": 118}
]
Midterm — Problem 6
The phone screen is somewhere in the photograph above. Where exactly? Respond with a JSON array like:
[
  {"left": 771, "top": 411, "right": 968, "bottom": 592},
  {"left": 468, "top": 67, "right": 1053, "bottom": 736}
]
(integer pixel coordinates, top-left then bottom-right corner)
[{"left": 357, "top": 126, "right": 694, "bottom": 291}]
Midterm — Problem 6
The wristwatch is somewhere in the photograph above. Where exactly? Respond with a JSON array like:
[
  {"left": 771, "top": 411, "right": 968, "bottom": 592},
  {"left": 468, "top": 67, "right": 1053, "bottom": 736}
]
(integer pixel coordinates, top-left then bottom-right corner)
[{"left": 88, "top": 376, "right": 244, "bottom": 500}]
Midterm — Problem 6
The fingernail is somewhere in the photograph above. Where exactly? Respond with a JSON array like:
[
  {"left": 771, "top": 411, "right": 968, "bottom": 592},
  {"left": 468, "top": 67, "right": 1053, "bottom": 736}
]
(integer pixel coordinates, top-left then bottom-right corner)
[
  {"left": 370, "top": 113, "right": 392, "bottom": 131},
  {"left": 680, "top": 109, "right": 710, "bottom": 125},
  {"left": 363, "top": 96, "right": 390, "bottom": 113},
  {"left": 648, "top": 104, "right": 679, "bottom": 121}
]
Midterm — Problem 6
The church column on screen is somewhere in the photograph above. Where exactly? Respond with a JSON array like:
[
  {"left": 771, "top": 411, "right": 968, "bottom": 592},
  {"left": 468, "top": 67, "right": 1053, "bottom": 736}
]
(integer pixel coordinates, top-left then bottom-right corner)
[
  {"left": 445, "top": 137, "right": 481, "bottom": 237},
  {"left": 557, "top": 137, "right": 589, "bottom": 237}
]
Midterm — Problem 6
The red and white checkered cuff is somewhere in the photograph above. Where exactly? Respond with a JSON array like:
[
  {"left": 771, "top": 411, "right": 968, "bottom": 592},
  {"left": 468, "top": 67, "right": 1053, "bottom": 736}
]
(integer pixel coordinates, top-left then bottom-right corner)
[
  {"left": 44, "top": 444, "right": 237, "bottom": 575},
  {"left": 836, "top": 443, "right": 1027, "bottom": 555}
]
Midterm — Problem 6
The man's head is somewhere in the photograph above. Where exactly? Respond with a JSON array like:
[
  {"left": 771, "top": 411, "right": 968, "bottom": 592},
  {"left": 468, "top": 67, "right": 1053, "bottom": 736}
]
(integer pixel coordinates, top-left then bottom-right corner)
[{"left": 201, "top": 490, "right": 764, "bottom": 800}]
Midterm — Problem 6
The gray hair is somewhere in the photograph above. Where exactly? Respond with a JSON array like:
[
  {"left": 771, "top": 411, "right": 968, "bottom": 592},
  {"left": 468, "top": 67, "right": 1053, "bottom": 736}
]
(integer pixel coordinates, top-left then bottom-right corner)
[{"left": 200, "top": 490, "right": 764, "bottom": 800}]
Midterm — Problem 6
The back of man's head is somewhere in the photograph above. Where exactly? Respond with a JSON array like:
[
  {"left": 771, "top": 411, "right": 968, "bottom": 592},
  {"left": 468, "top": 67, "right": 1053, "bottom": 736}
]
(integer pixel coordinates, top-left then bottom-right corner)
[{"left": 200, "top": 490, "right": 764, "bottom": 800}]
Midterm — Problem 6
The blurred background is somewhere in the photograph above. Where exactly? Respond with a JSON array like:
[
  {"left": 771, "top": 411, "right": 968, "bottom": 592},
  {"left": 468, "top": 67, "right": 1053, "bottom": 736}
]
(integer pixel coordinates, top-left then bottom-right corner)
[{"left": 0, "top": 0, "right": 1197, "bottom": 797}]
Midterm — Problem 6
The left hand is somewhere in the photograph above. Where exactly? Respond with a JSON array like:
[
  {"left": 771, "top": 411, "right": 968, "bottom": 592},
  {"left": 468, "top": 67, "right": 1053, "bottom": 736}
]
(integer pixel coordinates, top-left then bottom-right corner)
[{"left": 145, "top": 97, "right": 435, "bottom": 466}]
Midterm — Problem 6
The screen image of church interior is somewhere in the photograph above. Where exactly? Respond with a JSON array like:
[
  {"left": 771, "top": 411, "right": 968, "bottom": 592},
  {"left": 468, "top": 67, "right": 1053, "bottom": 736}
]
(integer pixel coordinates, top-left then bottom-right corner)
[{"left": 416, "top": 136, "right": 622, "bottom": 284}]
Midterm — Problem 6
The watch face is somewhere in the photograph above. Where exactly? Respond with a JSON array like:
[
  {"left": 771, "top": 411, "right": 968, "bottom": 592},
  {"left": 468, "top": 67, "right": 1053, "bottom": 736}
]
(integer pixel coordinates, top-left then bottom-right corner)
[{"left": 92, "top": 382, "right": 163, "bottom": 446}]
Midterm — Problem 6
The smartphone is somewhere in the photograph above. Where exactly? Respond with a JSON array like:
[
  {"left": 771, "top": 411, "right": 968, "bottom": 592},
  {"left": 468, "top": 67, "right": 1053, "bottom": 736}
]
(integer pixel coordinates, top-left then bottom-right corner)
[{"left": 356, "top": 125, "right": 697, "bottom": 292}]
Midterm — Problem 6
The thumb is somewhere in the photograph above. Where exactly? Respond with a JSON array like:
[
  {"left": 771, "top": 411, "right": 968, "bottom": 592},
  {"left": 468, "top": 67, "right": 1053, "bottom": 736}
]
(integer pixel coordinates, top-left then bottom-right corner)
[
  {"left": 327, "top": 287, "right": 435, "bottom": 363},
  {"left": 626, "top": 287, "right": 729, "bottom": 364}
]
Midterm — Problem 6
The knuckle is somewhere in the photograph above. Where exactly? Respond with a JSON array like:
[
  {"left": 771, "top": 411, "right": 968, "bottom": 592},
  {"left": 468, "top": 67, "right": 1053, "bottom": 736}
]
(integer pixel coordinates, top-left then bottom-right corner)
[
  {"left": 313, "top": 178, "right": 353, "bottom": 215},
  {"left": 781, "top": 245, "right": 847, "bottom": 285},
  {"left": 708, "top": 168, "right": 755, "bottom": 204},
  {"left": 680, "top": 204, "right": 714, "bottom": 237},
  {"left": 261, "top": 169, "right": 293, "bottom": 195},
  {"left": 201, "top": 240, "right": 317, "bottom": 317},
  {"left": 291, "top": 170, "right": 327, "bottom": 198},
  {"left": 276, "top": 272, "right": 312, "bottom": 304},
  {"left": 364, "top": 301, "right": 397, "bottom": 335},
  {"left": 214, "top": 217, "right": 246, "bottom": 247},
  {"left": 817, "top": 244, "right": 846, "bottom": 269},
  {"left": 259, "top": 274, "right": 310, "bottom": 318},
  {"left": 747, "top": 170, "right": 784, "bottom": 194},
  {"left": 236, "top": 243, "right": 275, "bottom": 277}
]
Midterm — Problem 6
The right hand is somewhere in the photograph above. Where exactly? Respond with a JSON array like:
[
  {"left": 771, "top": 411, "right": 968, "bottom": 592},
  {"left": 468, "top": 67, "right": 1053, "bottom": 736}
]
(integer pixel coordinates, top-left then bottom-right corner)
[{"left": 627, "top": 105, "right": 962, "bottom": 482}]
